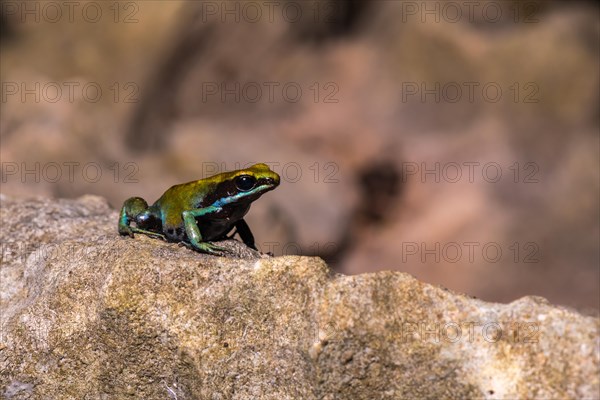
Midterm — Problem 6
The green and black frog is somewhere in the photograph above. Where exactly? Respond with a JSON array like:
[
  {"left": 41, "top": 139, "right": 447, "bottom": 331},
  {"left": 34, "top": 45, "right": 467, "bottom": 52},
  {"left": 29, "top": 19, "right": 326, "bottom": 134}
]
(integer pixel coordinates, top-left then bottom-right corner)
[{"left": 118, "top": 163, "right": 280, "bottom": 255}]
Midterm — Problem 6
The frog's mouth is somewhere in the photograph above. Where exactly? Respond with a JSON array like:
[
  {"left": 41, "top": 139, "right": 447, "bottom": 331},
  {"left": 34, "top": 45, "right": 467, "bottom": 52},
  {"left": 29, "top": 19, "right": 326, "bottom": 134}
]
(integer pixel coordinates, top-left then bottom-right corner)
[
  {"left": 240, "top": 181, "right": 278, "bottom": 201},
  {"left": 258, "top": 176, "right": 279, "bottom": 190},
  {"left": 212, "top": 182, "right": 277, "bottom": 208}
]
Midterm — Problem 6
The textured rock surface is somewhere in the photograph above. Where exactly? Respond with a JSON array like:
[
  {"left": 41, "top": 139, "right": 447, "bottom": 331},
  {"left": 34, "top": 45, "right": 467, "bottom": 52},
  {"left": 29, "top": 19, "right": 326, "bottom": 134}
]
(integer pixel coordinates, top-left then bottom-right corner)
[{"left": 1, "top": 195, "right": 598, "bottom": 399}]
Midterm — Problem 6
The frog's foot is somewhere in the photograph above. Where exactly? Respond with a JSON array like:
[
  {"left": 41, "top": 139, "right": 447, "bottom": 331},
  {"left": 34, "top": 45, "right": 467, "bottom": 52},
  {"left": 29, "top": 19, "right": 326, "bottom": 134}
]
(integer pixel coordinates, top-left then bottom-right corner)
[
  {"left": 179, "top": 241, "right": 228, "bottom": 256},
  {"left": 130, "top": 227, "right": 166, "bottom": 241}
]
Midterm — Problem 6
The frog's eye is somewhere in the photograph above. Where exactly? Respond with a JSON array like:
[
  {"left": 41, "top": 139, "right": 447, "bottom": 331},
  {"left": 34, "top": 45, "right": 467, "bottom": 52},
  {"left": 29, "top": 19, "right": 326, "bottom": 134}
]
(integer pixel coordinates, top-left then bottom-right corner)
[{"left": 234, "top": 175, "right": 257, "bottom": 192}]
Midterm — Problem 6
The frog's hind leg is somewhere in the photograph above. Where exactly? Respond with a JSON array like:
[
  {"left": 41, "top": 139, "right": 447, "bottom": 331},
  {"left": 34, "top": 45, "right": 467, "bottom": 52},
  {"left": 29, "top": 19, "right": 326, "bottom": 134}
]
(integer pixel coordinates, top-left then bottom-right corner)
[
  {"left": 119, "top": 197, "right": 146, "bottom": 237},
  {"left": 118, "top": 197, "right": 166, "bottom": 240}
]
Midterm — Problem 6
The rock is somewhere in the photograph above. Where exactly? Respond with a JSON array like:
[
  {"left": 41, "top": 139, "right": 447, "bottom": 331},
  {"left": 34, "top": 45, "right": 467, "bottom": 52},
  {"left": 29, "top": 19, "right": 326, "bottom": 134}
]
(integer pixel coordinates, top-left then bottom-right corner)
[{"left": 1, "top": 195, "right": 598, "bottom": 399}]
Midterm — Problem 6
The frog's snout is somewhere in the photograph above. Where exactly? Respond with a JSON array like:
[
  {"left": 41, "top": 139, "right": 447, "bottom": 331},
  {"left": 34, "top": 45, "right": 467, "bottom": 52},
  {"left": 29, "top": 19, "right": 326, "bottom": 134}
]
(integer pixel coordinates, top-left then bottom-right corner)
[{"left": 265, "top": 174, "right": 280, "bottom": 187}]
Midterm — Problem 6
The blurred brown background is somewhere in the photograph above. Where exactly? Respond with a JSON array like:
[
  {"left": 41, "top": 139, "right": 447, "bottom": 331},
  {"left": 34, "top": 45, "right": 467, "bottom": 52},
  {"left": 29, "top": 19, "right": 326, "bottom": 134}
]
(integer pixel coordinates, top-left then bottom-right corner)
[{"left": 1, "top": 1, "right": 598, "bottom": 312}]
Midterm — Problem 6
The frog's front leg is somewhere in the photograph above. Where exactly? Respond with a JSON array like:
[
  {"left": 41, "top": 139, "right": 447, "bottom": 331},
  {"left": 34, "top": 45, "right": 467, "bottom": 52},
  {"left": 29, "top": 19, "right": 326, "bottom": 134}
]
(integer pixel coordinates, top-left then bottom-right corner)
[
  {"left": 235, "top": 219, "right": 257, "bottom": 250},
  {"left": 182, "top": 206, "right": 227, "bottom": 255},
  {"left": 119, "top": 197, "right": 166, "bottom": 240}
]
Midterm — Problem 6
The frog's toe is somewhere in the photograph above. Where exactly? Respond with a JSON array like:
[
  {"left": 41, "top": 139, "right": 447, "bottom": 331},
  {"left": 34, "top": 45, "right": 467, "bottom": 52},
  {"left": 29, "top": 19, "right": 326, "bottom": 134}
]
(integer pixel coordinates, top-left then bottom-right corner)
[
  {"left": 204, "top": 244, "right": 228, "bottom": 256},
  {"left": 192, "top": 241, "right": 228, "bottom": 256},
  {"left": 130, "top": 227, "right": 166, "bottom": 240}
]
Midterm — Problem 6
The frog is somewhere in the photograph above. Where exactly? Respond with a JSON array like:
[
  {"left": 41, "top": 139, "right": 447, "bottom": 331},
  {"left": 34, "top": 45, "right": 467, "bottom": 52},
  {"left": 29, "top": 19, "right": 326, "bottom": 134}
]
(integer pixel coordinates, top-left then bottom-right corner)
[{"left": 118, "top": 163, "right": 280, "bottom": 255}]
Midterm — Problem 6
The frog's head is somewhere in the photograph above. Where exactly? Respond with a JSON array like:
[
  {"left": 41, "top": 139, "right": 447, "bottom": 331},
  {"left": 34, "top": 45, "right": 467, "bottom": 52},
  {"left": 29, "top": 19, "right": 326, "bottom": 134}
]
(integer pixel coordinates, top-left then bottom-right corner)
[{"left": 210, "top": 163, "right": 280, "bottom": 208}]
